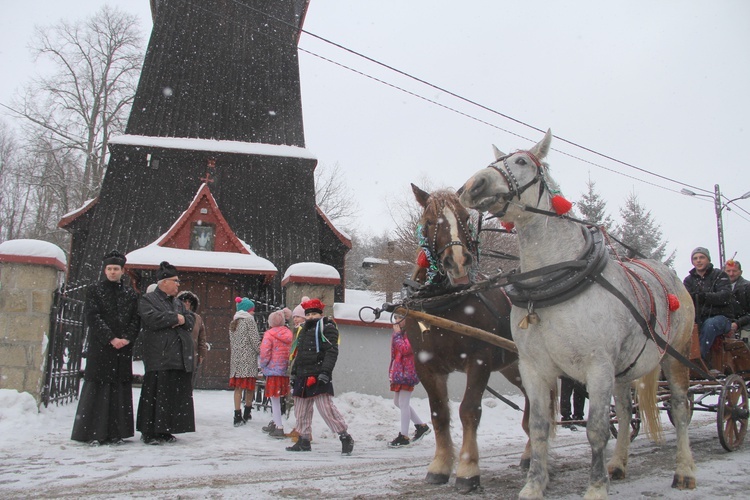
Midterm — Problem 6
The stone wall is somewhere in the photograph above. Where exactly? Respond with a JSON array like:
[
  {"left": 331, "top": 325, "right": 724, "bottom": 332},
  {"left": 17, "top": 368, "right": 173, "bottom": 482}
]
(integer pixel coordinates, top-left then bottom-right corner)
[{"left": 0, "top": 241, "right": 66, "bottom": 405}]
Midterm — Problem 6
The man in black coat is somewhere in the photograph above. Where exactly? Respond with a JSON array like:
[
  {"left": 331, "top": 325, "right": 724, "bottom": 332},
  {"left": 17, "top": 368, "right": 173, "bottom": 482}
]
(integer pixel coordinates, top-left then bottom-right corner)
[
  {"left": 683, "top": 247, "right": 733, "bottom": 361},
  {"left": 71, "top": 250, "right": 140, "bottom": 446},
  {"left": 136, "top": 261, "right": 195, "bottom": 445},
  {"left": 725, "top": 259, "right": 750, "bottom": 341}
]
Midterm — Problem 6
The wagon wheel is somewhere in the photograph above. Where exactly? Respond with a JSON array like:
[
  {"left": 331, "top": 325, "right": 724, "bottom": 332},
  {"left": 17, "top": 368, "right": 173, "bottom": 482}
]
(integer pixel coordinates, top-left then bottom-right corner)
[
  {"left": 717, "top": 374, "right": 749, "bottom": 452},
  {"left": 666, "top": 393, "right": 695, "bottom": 427}
]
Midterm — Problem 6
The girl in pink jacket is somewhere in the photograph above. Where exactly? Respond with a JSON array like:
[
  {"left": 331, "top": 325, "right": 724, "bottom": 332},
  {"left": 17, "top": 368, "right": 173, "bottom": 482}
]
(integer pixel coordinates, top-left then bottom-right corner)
[
  {"left": 389, "top": 321, "right": 430, "bottom": 447},
  {"left": 259, "top": 308, "right": 293, "bottom": 438}
]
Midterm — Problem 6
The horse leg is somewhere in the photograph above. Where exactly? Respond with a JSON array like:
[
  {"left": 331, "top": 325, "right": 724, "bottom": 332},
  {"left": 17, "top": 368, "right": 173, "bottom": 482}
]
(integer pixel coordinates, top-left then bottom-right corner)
[
  {"left": 662, "top": 354, "right": 697, "bottom": 489},
  {"left": 421, "top": 371, "right": 454, "bottom": 484},
  {"left": 582, "top": 367, "right": 614, "bottom": 500},
  {"left": 500, "top": 361, "right": 531, "bottom": 469},
  {"left": 455, "top": 366, "right": 492, "bottom": 493},
  {"left": 607, "top": 381, "right": 633, "bottom": 480},
  {"left": 517, "top": 361, "right": 553, "bottom": 500}
]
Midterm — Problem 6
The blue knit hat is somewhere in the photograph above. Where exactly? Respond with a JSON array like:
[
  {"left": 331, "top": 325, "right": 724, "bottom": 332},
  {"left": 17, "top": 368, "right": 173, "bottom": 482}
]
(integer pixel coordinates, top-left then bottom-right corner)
[{"left": 235, "top": 296, "right": 255, "bottom": 312}]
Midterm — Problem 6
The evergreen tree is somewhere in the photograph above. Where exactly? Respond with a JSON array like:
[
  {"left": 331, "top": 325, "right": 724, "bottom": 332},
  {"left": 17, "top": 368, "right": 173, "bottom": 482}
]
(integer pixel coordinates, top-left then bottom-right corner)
[
  {"left": 616, "top": 192, "right": 675, "bottom": 266},
  {"left": 576, "top": 178, "right": 615, "bottom": 232}
]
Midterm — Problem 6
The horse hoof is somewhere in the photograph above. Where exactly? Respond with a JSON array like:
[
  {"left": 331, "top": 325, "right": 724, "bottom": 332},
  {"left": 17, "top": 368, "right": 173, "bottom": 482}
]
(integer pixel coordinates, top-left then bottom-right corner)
[
  {"left": 425, "top": 472, "right": 450, "bottom": 485},
  {"left": 455, "top": 475, "right": 480, "bottom": 494},
  {"left": 671, "top": 474, "right": 696, "bottom": 490},
  {"left": 519, "top": 457, "right": 530, "bottom": 471},
  {"left": 609, "top": 466, "right": 626, "bottom": 480}
]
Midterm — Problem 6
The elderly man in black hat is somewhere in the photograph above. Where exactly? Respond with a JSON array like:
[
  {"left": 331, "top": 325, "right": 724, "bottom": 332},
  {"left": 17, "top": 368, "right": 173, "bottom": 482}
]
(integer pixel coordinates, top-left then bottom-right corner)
[
  {"left": 683, "top": 247, "right": 733, "bottom": 362},
  {"left": 136, "top": 261, "right": 196, "bottom": 445},
  {"left": 71, "top": 250, "right": 140, "bottom": 446}
]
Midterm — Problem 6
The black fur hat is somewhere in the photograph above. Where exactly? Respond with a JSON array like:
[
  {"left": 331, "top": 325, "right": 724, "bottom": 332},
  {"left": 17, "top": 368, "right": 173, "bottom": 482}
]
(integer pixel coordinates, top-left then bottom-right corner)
[
  {"left": 177, "top": 290, "right": 200, "bottom": 312},
  {"left": 156, "top": 261, "right": 178, "bottom": 281},
  {"left": 102, "top": 250, "right": 126, "bottom": 268}
]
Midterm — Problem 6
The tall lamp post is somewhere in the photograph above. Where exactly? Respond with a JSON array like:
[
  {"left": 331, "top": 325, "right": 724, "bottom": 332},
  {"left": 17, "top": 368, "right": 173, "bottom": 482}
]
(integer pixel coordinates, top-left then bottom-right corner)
[{"left": 681, "top": 185, "right": 750, "bottom": 267}]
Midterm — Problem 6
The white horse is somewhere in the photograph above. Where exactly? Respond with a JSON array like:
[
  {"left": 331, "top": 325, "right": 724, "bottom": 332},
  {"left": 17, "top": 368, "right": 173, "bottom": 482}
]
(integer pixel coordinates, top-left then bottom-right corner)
[{"left": 458, "top": 130, "right": 696, "bottom": 499}]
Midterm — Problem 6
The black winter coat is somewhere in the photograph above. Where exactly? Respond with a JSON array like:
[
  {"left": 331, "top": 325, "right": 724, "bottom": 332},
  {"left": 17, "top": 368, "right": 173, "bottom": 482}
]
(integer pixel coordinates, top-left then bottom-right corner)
[
  {"left": 683, "top": 264, "right": 733, "bottom": 322},
  {"left": 139, "top": 289, "right": 195, "bottom": 373},
  {"left": 732, "top": 279, "right": 750, "bottom": 330},
  {"left": 83, "top": 278, "right": 140, "bottom": 383},
  {"left": 291, "top": 317, "right": 339, "bottom": 379}
]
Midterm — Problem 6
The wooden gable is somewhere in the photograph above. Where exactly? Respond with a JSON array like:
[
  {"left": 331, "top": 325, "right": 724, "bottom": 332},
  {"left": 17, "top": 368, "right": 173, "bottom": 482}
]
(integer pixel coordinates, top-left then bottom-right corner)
[{"left": 157, "top": 183, "right": 249, "bottom": 254}]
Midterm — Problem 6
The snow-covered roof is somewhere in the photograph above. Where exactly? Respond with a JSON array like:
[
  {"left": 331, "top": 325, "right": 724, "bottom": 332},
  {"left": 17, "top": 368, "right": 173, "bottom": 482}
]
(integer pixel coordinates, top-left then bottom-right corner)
[
  {"left": 0, "top": 239, "right": 67, "bottom": 271},
  {"left": 126, "top": 245, "right": 277, "bottom": 275},
  {"left": 109, "top": 134, "right": 317, "bottom": 160},
  {"left": 282, "top": 262, "right": 340, "bottom": 285},
  {"left": 58, "top": 197, "right": 98, "bottom": 229},
  {"left": 60, "top": 198, "right": 97, "bottom": 221}
]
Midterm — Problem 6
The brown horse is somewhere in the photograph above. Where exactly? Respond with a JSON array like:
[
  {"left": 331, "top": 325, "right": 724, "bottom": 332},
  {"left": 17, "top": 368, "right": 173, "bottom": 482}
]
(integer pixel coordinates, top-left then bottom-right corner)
[{"left": 404, "top": 184, "right": 530, "bottom": 493}]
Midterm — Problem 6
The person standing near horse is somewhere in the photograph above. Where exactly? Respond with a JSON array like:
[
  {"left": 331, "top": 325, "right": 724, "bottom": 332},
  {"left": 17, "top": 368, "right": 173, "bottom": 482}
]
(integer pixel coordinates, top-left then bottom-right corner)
[
  {"left": 259, "top": 308, "right": 293, "bottom": 438},
  {"left": 137, "top": 261, "right": 196, "bottom": 445},
  {"left": 683, "top": 247, "right": 733, "bottom": 362},
  {"left": 71, "top": 250, "right": 140, "bottom": 446},
  {"left": 725, "top": 259, "right": 750, "bottom": 342},
  {"left": 229, "top": 297, "right": 261, "bottom": 426},
  {"left": 559, "top": 376, "right": 587, "bottom": 429},
  {"left": 177, "top": 290, "right": 208, "bottom": 388},
  {"left": 388, "top": 320, "right": 430, "bottom": 447},
  {"left": 285, "top": 298, "right": 354, "bottom": 455}
]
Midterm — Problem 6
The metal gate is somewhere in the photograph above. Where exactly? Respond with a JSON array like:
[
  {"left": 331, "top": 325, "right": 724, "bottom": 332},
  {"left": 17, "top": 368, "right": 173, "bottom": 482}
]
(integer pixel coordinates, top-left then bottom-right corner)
[{"left": 41, "top": 283, "right": 88, "bottom": 407}]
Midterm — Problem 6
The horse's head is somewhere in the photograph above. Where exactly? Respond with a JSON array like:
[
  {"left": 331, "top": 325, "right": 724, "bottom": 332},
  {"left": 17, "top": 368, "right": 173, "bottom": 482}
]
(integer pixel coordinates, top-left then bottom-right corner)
[
  {"left": 412, "top": 184, "right": 477, "bottom": 287},
  {"left": 459, "top": 129, "right": 553, "bottom": 220}
]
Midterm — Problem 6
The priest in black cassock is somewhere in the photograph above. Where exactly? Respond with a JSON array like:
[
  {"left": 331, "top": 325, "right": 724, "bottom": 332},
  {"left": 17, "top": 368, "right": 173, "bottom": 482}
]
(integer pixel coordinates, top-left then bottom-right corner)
[
  {"left": 71, "top": 250, "right": 140, "bottom": 446},
  {"left": 136, "top": 261, "right": 196, "bottom": 445}
]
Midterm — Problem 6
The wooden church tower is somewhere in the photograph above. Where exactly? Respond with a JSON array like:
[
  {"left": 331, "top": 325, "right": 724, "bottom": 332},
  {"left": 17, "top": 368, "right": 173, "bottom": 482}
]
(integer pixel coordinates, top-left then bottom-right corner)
[{"left": 60, "top": 0, "right": 350, "bottom": 306}]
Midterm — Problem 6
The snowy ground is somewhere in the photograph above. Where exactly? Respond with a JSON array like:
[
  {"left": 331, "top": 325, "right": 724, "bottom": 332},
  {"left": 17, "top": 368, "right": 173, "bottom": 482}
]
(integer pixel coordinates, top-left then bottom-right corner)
[{"left": 1, "top": 388, "right": 750, "bottom": 499}]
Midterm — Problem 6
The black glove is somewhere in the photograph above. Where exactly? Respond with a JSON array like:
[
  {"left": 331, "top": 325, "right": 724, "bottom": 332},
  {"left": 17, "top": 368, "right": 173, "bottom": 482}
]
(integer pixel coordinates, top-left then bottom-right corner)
[
  {"left": 317, "top": 373, "right": 330, "bottom": 386},
  {"left": 694, "top": 291, "right": 706, "bottom": 302}
]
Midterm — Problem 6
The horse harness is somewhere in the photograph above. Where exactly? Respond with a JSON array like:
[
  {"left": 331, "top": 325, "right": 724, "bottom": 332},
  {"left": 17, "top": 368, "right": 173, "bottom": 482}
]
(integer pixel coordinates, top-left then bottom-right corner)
[{"left": 417, "top": 199, "right": 479, "bottom": 285}]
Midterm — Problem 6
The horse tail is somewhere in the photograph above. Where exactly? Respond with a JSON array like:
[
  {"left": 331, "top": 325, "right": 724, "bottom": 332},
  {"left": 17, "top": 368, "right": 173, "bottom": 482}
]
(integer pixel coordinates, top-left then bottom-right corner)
[{"left": 636, "top": 366, "right": 664, "bottom": 443}]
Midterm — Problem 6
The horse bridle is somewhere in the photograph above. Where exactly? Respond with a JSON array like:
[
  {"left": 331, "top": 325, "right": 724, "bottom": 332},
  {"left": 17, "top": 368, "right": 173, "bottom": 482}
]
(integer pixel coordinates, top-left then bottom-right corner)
[
  {"left": 420, "top": 199, "right": 479, "bottom": 280},
  {"left": 486, "top": 151, "right": 547, "bottom": 217}
]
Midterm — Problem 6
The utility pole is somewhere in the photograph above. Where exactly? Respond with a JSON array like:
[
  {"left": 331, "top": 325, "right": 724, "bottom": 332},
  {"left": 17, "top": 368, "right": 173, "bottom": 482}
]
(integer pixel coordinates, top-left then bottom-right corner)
[{"left": 714, "top": 184, "right": 726, "bottom": 267}]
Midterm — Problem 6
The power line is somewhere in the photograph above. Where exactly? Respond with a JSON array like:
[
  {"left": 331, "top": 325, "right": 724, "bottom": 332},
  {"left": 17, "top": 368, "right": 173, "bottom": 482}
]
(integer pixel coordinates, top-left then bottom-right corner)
[{"left": 225, "top": 0, "right": 714, "bottom": 197}]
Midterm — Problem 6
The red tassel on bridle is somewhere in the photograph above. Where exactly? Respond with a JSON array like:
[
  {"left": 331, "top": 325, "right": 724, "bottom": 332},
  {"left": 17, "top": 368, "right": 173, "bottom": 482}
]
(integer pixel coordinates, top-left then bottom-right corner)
[
  {"left": 501, "top": 221, "right": 515, "bottom": 231},
  {"left": 551, "top": 195, "right": 573, "bottom": 215},
  {"left": 416, "top": 249, "right": 430, "bottom": 268}
]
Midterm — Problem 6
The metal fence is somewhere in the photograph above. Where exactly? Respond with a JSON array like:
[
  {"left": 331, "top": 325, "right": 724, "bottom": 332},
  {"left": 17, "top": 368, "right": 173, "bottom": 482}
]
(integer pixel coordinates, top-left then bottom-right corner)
[{"left": 41, "top": 283, "right": 88, "bottom": 407}]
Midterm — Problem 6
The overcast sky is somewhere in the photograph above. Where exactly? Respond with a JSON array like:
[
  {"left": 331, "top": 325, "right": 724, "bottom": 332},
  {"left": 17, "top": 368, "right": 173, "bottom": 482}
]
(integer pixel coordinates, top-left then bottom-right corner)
[{"left": 1, "top": 1, "right": 749, "bottom": 278}]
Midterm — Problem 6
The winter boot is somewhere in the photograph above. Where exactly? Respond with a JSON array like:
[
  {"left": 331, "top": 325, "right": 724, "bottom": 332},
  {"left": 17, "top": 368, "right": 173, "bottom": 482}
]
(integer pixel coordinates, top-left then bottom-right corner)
[
  {"left": 340, "top": 432, "right": 354, "bottom": 455},
  {"left": 269, "top": 427, "right": 286, "bottom": 439},
  {"left": 388, "top": 433, "right": 411, "bottom": 448},
  {"left": 413, "top": 424, "right": 431, "bottom": 442},
  {"left": 262, "top": 420, "right": 276, "bottom": 433},
  {"left": 286, "top": 437, "right": 312, "bottom": 452},
  {"left": 233, "top": 410, "right": 245, "bottom": 427},
  {"left": 243, "top": 405, "right": 252, "bottom": 422}
]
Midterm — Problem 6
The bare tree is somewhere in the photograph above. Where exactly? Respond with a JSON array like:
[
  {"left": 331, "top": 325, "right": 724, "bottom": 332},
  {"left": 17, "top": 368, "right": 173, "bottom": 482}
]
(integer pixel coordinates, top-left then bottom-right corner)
[
  {"left": 315, "top": 162, "right": 360, "bottom": 230},
  {"left": 0, "top": 121, "right": 28, "bottom": 242},
  {"left": 13, "top": 6, "right": 144, "bottom": 202}
]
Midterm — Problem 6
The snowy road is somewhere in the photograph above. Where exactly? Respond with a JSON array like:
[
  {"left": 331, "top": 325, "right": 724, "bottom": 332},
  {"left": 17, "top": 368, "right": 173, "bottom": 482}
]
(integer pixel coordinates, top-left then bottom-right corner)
[{"left": 1, "top": 388, "right": 750, "bottom": 499}]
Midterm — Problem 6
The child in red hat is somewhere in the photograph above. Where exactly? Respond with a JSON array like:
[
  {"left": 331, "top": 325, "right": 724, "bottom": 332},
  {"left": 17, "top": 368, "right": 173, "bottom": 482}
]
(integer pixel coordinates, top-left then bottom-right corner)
[{"left": 285, "top": 298, "right": 354, "bottom": 455}]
